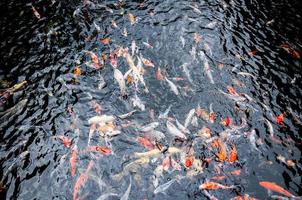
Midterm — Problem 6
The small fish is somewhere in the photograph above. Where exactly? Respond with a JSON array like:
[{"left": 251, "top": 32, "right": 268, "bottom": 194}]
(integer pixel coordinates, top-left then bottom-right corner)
[
  {"left": 128, "top": 13, "right": 136, "bottom": 25},
  {"left": 113, "top": 68, "right": 127, "bottom": 97},
  {"left": 230, "top": 169, "right": 241, "bottom": 176},
  {"left": 209, "top": 104, "right": 215, "bottom": 123},
  {"left": 134, "top": 147, "right": 181, "bottom": 158},
  {"left": 199, "top": 51, "right": 214, "bottom": 84},
  {"left": 165, "top": 77, "right": 179, "bottom": 95},
  {"left": 73, "top": 160, "right": 94, "bottom": 200},
  {"left": 275, "top": 113, "right": 285, "bottom": 125},
  {"left": 93, "top": 21, "right": 101, "bottom": 32},
  {"left": 248, "top": 50, "right": 258, "bottom": 56},
  {"left": 156, "top": 67, "right": 164, "bottom": 80},
  {"left": 259, "top": 181, "right": 300, "bottom": 199},
  {"left": 171, "top": 158, "right": 182, "bottom": 171},
  {"left": 100, "top": 37, "right": 111, "bottom": 45},
  {"left": 162, "top": 156, "right": 170, "bottom": 171},
  {"left": 70, "top": 147, "right": 78, "bottom": 176},
  {"left": 246, "top": 130, "right": 261, "bottom": 152},
  {"left": 158, "top": 105, "right": 172, "bottom": 119},
  {"left": 199, "top": 181, "right": 233, "bottom": 190},
  {"left": 154, "top": 179, "right": 176, "bottom": 194},
  {"left": 217, "top": 141, "right": 227, "bottom": 162},
  {"left": 229, "top": 144, "right": 238, "bottom": 163},
  {"left": 227, "top": 85, "right": 239, "bottom": 96},
  {"left": 88, "top": 115, "right": 115, "bottom": 124},
  {"left": 118, "top": 110, "right": 136, "bottom": 119},
  {"left": 266, "top": 19, "right": 275, "bottom": 25},
  {"left": 137, "top": 137, "right": 154, "bottom": 150},
  {"left": 31, "top": 6, "right": 41, "bottom": 19},
  {"left": 109, "top": 52, "right": 118, "bottom": 68},
  {"left": 221, "top": 117, "right": 231, "bottom": 126},
  {"left": 83, "top": 146, "right": 112, "bottom": 155},
  {"left": 53, "top": 136, "right": 71, "bottom": 148},
  {"left": 141, "top": 122, "right": 159, "bottom": 132},
  {"left": 132, "top": 94, "right": 145, "bottom": 111},
  {"left": 121, "top": 177, "right": 132, "bottom": 200},
  {"left": 122, "top": 28, "right": 128, "bottom": 37},
  {"left": 181, "top": 63, "right": 193, "bottom": 83},
  {"left": 111, "top": 20, "right": 118, "bottom": 28},
  {"left": 175, "top": 119, "right": 190, "bottom": 134},
  {"left": 185, "top": 155, "right": 194, "bottom": 168},
  {"left": 237, "top": 72, "right": 257, "bottom": 80},
  {"left": 218, "top": 89, "right": 246, "bottom": 102},
  {"left": 73, "top": 66, "right": 81, "bottom": 76},
  {"left": 167, "top": 121, "right": 187, "bottom": 139},
  {"left": 141, "top": 57, "right": 155, "bottom": 67},
  {"left": 131, "top": 40, "right": 137, "bottom": 55},
  {"left": 184, "top": 109, "right": 195, "bottom": 128},
  {"left": 194, "top": 33, "right": 201, "bottom": 44},
  {"left": 205, "top": 20, "right": 217, "bottom": 29},
  {"left": 143, "top": 41, "right": 153, "bottom": 49}
]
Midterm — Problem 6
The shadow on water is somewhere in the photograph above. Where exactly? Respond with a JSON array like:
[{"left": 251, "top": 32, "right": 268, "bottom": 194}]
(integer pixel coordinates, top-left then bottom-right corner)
[{"left": 0, "top": 0, "right": 301, "bottom": 199}]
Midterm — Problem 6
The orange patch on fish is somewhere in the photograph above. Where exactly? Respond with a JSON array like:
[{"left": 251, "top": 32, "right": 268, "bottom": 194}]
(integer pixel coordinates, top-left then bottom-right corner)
[
  {"left": 85, "top": 146, "right": 112, "bottom": 155},
  {"left": 199, "top": 181, "right": 232, "bottom": 190},
  {"left": 100, "top": 37, "right": 111, "bottom": 45},
  {"left": 74, "top": 66, "right": 81, "bottom": 76},
  {"left": 137, "top": 137, "right": 154, "bottom": 150},
  {"left": 227, "top": 85, "right": 239, "bottom": 96},
  {"left": 127, "top": 75, "right": 133, "bottom": 84},
  {"left": 229, "top": 144, "right": 238, "bottom": 163},
  {"left": 275, "top": 112, "right": 285, "bottom": 125},
  {"left": 185, "top": 156, "right": 194, "bottom": 168},
  {"left": 230, "top": 169, "right": 241, "bottom": 176},
  {"left": 142, "top": 58, "right": 155, "bottom": 67},
  {"left": 221, "top": 117, "right": 231, "bottom": 126},
  {"left": 70, "top": 149, "right": 78, "bottom": 177},
  {"left": 156, "top": 67, "right": 164, "bottom": 80},
  {"left": 259, "top": 181, "right": 297, "bottom": 198},
  {"left": 209, "top": 112, "right": 215, "bottom": 123},
  {"left": 162, "top": 156, "right": 170, "bottom": 171},
  {"left": 55, "top": 136, "right": 71, "bottom": 148},
  {"left": 128, "top": 13, "right": 136, "bottom": 25}
]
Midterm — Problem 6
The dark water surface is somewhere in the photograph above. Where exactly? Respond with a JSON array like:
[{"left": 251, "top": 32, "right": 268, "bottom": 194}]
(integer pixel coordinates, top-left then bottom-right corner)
[{"left": 0, "top": 0, "right": 301, "bottom": 199}]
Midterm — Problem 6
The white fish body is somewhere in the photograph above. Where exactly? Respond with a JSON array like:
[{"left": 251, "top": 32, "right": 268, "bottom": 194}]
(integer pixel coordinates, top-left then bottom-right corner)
[
  {"left": 151, "top": 130, "right": 165, "bottom": 140},
  {"left": 205, "top": 20, "right": 217, "bottom": 29},
  {"left": 141, "top": 122, "right": 159, "bottom": 132},
  {"left": 131, "top": 40, "right": 137, "bottom": 56},
  {"left": 166, "top": 121, "right": 187, "bottom": 139},
  {"left": 121, "top": 178, "right": 132, "bottom": 200},
  {"left": 154, "top": 179, "right": 176, "bottom": 194},
  {"left": 248, "top": 130, "right": 261, "bottom": 152},
  {"left": 118, "top": 110, "right": 136, "bottom": 119},
  {"left": 132, "top": 94, "right": 145, "bottom": 111},
  {"left": 182, "top": 63, "right": 193, "bottom": 83},
  {"left": 180, "top": 36, "right": 185, "bottom": 47},
  {"left": 159, "top": 105, "right": 172, "bottom": 119},
  {"left": 264, "top": 118, "right": 274, "bottom": 137},
  {"left": 88, "top": 115, "right": 115, "bottom": 124},
  {"left": 113, "top": 68, "right": 127, "bottom": 96},
  {"left": 190, "top": 46, "right": 197, "bottom": 60},
  {"left": 176, "top": 119, "right": 190, "bottom": 134},
  {"left": 191, "top": 116, "right": 199, "bottom": 127},
  {"left": 184, "top": 109, "right": 195, "bottom": 128},
  {"left": 165, "top": 77, "right": 179, "bottom": 95},
  {"left": 203, "top": 59, "right": 214, "bottom": 84}
]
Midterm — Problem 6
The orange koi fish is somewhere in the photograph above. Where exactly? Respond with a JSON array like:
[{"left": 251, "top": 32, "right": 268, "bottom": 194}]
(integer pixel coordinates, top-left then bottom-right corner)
[
  {"left": 162, "top": 156, "right": 170, "bottom": 171},
  {"left": 141, "top": 58, "right": 155, "bottom": 67},
  {"left": 280, "top": 44, "right": 300, "bottom": 59},
  {"left": 199, "top": 181, "right": 233, "bottom": 190},
  {"left": 209, "top": 112, "right": 215, "bottom": 123},
  {"left": 70, "top": 148, "right": 78, "bottom": 176},
  {"left": 221, "top": 117, "right": 231, "bottom": 126},
  {"left": 86, "top": 51, "right": 102, "bottom": 69},
  {"left": 227, "top": 85, "right": 239, "bottom": 96},
  {"left": 126, "top": 74, "right": 133, "bottom": 84},
  {"left": 194, "top": 33, "right": 201, "bottom": 44},
  {"left": 230, "top": 169, "right": 241, "bottom": 176},
  {"left": 156, "top": 67, "right": 164, "bottom": 80},
  {"left": 185, "top": 155, "right": 194, "bottom": 168},
  {"left": 137, "top": 137, "right": 154, "bottom": 150},
  {"left": 229, "top": 144, "right": 238, "bottom": 163},
  {"left": 74, "top": 66, "right": 81, "bottom": 76},
  {"left": 292, "top": 50, "right": 300, "bottom": 59},
  {"left": 216, "top": 140, "right": 227, "bottom": 162},
  {"left": 100, "top": 37, "right": 111, "bottom": 45},
  {"left": 31, "top": 6, "right": 41, "bottom": 19},
  {"left": 84, "top": 146, "right": 112, "bottom": 155},
  {"left": 54, "top": 136, "right": 71, "bottom": 148},
  {"left": 248, "top": 50, "right": 258, "bottom": 56},
  {"left": 275, "top": 113, "right": 285, "bottom": 125},
  {"left": 232, "top": 194, "right": 258, "bottom": 200},
  {"left": 73, "top": 160, "right": 94, "bottom": 200},
  {"left": 259, "top": 181, "right": 300, "bottom": 199},
  {"left": 128, "top": 13, "right": 136, "bottom": 25}
]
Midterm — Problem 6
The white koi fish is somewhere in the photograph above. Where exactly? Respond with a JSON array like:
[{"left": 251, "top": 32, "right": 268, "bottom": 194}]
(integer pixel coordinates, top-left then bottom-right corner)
[
  {"left": 88, "top": 115, "right": 115, "bottom": 124},
  {"left": 132, "top": 94, "right": 145, "bottom": 111},
  {"left": 184, "top": 109, "right": 195, "bottom": 128},
  {"left": 165, "top": 77, "right": 179, "bottom": 95},
  {"left": 113, "top": 68, "right": 127, "bottom": 97},
  {"left": 199, "top": 51, "right": 214, "bottom": 84},
  {"left": 166, "top": 121, "right": 187, "bottom": 139}
]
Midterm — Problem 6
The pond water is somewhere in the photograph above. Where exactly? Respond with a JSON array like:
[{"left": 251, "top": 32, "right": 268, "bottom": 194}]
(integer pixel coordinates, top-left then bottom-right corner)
[{"left": 0, "top": 0, "right": 301, "bottom": 199}]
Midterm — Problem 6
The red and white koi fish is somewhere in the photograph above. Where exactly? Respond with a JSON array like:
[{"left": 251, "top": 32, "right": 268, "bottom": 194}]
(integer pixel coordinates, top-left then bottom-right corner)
[
  {"left": 137, "top": 137, "right": 154, "bottom": 150},
  {"left": 199, "top": 181, "right": 234, "bottom": 190},
  {"left": 113, "top": 68, "right": 127, "bottom": 97},
  {"left": 70, "top": 147, "right": 78, "bottom": 177},
  {"left": 162, "top": 156, "right": 170, "bottom": 171},
  {"left": 31, "top": 6, "right": 41, "bottom": 19},
  {"left": 73, "top": 160, "right": 94, "bottom": 200},
  {"left": 166, "top": 121, "right": 187, "bottom": 139},
  {"left": 143, "top": 41, "right": 153, "bottom": 49},
  {"left": 53, "top": 136, "right": 71, "bottom": 148},
  {"left": 82, "top": 146, "right": 112, "bottom": 155}
]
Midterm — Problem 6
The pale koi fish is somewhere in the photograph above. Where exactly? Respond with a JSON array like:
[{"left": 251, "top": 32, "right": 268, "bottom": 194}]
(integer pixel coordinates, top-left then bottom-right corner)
[
  {"left": 184, "top": 108, "right": 195, "bottom": 128},
  {"left": 205, "top": 20, "right": 217, "bottom": 29},
  {"left": 113, "top": 68, "right": 127, "bottom": 97},
  {"left": 132, "top": 94, "right": 145, "bottom": 111},
  {"left": 31, "top": 6, "right": 41, "bottom": 19},
  {"left": 199, "top": 51, "right": 214, "bottom": 84},
  {"left": 88, "top": 115, "right": 115, "bottom": 124},
  {"left": 165, "top": 77, "right": 179, "bottom": 95},
  {"left": 167, "top": 121, "right": 187, "bottom": 139},
  {"left": 141, "top": 122, "right": 159, "bottom": 132},
  {"left": 181, "top": 63, "right": 193, "bottom": 83}
]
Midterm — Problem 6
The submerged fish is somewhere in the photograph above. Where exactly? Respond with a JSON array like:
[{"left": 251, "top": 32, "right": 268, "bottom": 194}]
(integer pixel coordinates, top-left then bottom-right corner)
[
  {"left": 259, "top": 181, "right": 300, "bottom": 199},
  {"left": 184, "top": 109, "right": 195, "bottom": 128},
  {"left": 132, "top": 94, "right": 145, "bottom": 111},
  {"left": 134, "top": 147, "right": 181, "bottom": 158},
  {"left": 199, "top": 51, "right": 214, "bottom": 84},
  {"left": 88, "top": 115, "right": 115, "bottom": 124},
  {"left": 154, "top": 179, "right": 176, "bottom": 194},
  {"left": 165, "top": 77, "right": 179, "bottom": 95},
  {"left": 113, "top": 68, "right": 127, "bottom": 97},
  {"left": 200, "top": 181, "right": 234, "bottom": 190},
  {"left": 166, "top": 121, "right": 187, "bottom": 139}
]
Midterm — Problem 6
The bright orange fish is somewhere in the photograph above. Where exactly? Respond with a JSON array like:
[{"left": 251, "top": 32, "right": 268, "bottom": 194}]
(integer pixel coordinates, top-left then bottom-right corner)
[
  {"left": 275, "top": 113, "right": 285, "bottom": 125},
  {"left": 221, "top": 117, "right": 231, "bottom": 126},
  {"left": 209, "top": 112, "right": 215, "bottom": 123},
  {"left": 54, "top": 136, "right": 71, "bottom": 148},
  {"left": 84, "top": 146, "right": 112, "bottom": 155},
  {"left": 259, "top": 181, "right": 299, "bottom": 199},
  {"left": 185, "top": 155, "right": 194, "bottom": 168},
  {"left": 126, "top": 75, "right": 133, "bottom": 84},
  {"left": 217, "top": 140, "right": 227, "bottom": 162},
  {"left": 74, "top": 66, "right": 81, "bottom": 76},
  {"left": 100, "top": 37, "right": 111, "bottom": 45},
  {"left": 137, "top": 137, "right": 154, "bottom": 150},
  {"left": 227, "top": 85, "right": 239, "bottom": 96},
  {"left": 199, "top": 181, "right": 233, "bottom": 190},
  {"left": 232, "top": 194, "right": 258, "bottom": 200},
  {"left": 141, "top": 58, "right": 155, "bottom": 67},
  {"left": 73, "top": 160, "right": 94, "bottom": 200},
  {"left": 229, "top": 144, "right": 238, "bottom": 163},
  {"left": 70, "top": 148, "right": 78, "bottom": 177}
]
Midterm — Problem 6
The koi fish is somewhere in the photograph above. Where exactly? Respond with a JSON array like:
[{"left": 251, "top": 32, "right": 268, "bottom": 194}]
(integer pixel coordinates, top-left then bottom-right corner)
[
  {"left": 122, "top": 28, "right": 128, "bottom": 37},
  {"left": 134, "top": 147, "right": 181, "bottom": 158},
  {"left": 227, "top": 85, "right": 239, "bottom": 96},
  {"left": 74, "top": 66, "right": 81, "bottom": 76},
  {"left": 83, "top": 146, "right": 112, "bottom": 155},
  {"left": 275, "top": 113, "right": 285, "bottom": 125},
  {"left": 86, "top": 51, "right": 102, "bottom": 69},
  {"left": 209, "top": 104, "right": 215, "bottom": 123},
  {"left": 162, "top": 156, "right": 170, "bottom": 171},
  {"left": 73, "top": 160, "right": 94, "bottom": 200},
  {"left": 156, "top": 67, "right": 164, "bottom": 80},
  {"left": 229, "top": 144, "right": 238, "bottom": 163},
  {"left": 131, "top": 40, "right": 137, "bottom": 56},
  {"left": 217, "top": 141, "right": 227, "bottom": 162},
  {"left": 53, "top": 136, "right": 71, "bottom": 148},
  {"left": 175, "top": 119, "right": 190, "bottom": 134},
  {"left": 259, "top": 181, "right": 300, "bottom": 199},
  {"left": 141, "top": 57, "right": 155, "bottom": 67},
  {"left": 132, "top": 94, "right": 145, "bottom": 111},
  {"left": 70, "top": 147, "right": 78, "bottom": 176},
  {"left": 221, "top": 117, "right": 231, "bottom": 126},
  {"left": 190, "top": 46, "right": 197, "bottom": 60},
  {"left": 109, "top": 52, "right": 117, "bottom": 68},
  {"left": 137, "top": 137, "right": 154, "bottom": 150},
  {"left": 111, "top": 20, "right": 118, "bottom": 28},
  {"left": 128, "top": 13, "right": 136, "bottom": 25},
  {"left": 165, "top": 77, "right": 179, "bottom": 95},
  {"left": 100, "top": 37, "right": 111, "bottom": 45},
  {"left": 113, "top": 68, "right": 127, "bottom": 97},
  {"left": 141, "top": 122, "right": 159, "bottom": 132},
  {"left": 230, "top": 169, "right": 241, "bottom": 176},
  {"left": 143, "top": 41, "right": 153, "bottom": 49},
  {"left": 118, "top": 110, "right": 136, "bottom": 119},
  {"left": 185, "top": 155, "right": 194, "bottom": 168},
  {"left": 88, "top": 115, "right": 115, "bottom": 124},
  {"left": 31, "top": 6, "right": 41, "bottom": 19},
  {"left": 154, "top": 179, "right": 176, "bottom": 194},
  {"left": 194, "top": 33, "right": 201, "bottom": 44},
  {"left": 198, "top": 126, "right": 212, "bottom": 138},
  {"left": 166, "top": 121, "right": 187, "bottom": 139},
  {"left": 248, "top": 50, "right": 258, "bottom": 56},
  {"left": 171, "top": 158, "right": 182, "bottom": 171},
  {"left": 199, "top": 181, "right": 233, "bottom": 190},
  {"left": 205, "top": 20, "right": 217, "bottom": 29},
  {"left": 181, "top": 63, "right": 193, "bottom": 83},
  {"left": 184, "top": 109, "right": 195, "bottom": 128},
  {"left": 199, "top": 51, "right": 215, "bottom": 84}
]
